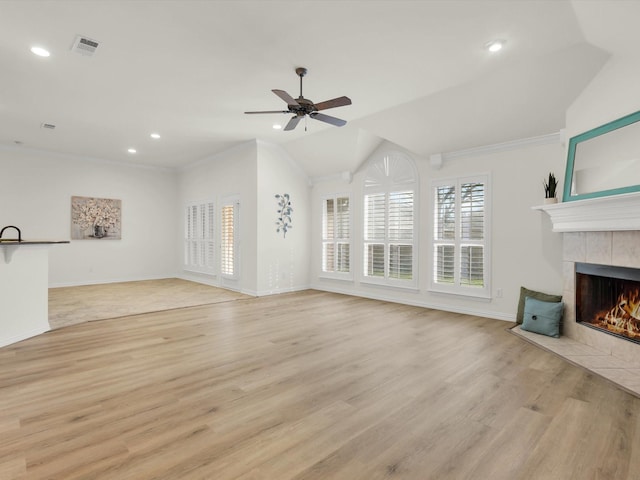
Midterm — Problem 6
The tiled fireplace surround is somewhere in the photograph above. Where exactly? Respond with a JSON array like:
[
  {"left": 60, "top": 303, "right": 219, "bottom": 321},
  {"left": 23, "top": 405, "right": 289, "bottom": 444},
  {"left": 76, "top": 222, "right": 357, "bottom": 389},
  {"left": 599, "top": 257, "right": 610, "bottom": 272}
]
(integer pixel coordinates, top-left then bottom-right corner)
[
  {"left": 519, "top": 194, "right": 640, "bottom": 396},
  {"left": 562, "top": 230, "right": 640, "bottom": 364}
]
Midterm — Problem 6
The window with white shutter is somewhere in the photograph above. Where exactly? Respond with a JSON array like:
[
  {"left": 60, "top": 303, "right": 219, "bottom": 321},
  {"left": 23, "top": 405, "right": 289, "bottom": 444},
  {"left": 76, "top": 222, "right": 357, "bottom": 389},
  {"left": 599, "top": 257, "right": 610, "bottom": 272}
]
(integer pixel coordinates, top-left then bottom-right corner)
[
  {"left": 362, "top": 152, "right": 417, "bottom": 287},
  {"left": 221, "top": 198, "right": 239, "bottom": 278},
  {"left": 184, "top": 201, "right": 215, "bottom": 275},
  {"left": 322, "top": 195, "right": 351, "bottom": 277},
  {"left": 432, "top": 175, "right": 490, "bottom": 298}
]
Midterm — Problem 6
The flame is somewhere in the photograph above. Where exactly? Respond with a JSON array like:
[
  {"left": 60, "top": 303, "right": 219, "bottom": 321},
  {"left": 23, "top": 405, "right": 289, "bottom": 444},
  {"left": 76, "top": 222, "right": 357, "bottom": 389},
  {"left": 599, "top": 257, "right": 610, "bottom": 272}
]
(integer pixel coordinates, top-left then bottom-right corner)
[{"left": 591, "top": 289, "right": 640, "bottom": 338}]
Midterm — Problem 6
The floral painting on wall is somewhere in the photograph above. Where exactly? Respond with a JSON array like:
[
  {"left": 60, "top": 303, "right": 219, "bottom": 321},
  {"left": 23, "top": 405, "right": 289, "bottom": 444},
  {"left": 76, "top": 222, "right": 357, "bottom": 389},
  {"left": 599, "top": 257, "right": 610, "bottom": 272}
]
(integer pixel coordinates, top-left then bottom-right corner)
[{"left": 71, "top": 196, "right": 122, "bottom": 240}]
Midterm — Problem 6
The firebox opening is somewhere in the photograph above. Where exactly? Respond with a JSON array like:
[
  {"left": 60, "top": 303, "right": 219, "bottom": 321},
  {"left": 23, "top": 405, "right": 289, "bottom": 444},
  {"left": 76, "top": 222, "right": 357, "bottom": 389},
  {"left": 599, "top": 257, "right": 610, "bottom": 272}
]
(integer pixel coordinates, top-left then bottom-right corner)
[{"left": 576, "top": 262, "right": 640, "bottom": 344}]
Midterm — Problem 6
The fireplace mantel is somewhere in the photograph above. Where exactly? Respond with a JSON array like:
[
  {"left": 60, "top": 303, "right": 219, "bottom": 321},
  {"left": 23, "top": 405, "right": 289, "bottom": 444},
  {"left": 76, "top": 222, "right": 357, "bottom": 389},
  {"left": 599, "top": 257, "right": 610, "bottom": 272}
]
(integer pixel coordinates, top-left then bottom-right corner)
[{"left": 532, "top": 191, "right": 640, "bottom": 232}]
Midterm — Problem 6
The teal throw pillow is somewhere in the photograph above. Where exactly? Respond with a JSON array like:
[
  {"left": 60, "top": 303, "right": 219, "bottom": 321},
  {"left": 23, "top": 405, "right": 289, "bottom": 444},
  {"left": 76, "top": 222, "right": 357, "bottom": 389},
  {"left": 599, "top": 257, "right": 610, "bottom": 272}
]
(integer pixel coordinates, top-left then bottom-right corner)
[
  {"left": 521, "top": 296, "right": 564, "bottom": 338},
  {"left": 516, "top": 286, "right": 562, "bottom": 324}
]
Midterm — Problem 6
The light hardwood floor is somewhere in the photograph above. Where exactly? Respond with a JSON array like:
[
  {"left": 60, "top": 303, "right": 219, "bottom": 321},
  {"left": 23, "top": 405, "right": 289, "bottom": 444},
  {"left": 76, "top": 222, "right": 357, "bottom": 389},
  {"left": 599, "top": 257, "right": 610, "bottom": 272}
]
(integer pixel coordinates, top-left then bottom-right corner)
[
  {"left": 48, "top": 278, "right": 251, "bottom": 329},
  {"left": 1, "top": 290, "right": 639, "bottom": 479}
]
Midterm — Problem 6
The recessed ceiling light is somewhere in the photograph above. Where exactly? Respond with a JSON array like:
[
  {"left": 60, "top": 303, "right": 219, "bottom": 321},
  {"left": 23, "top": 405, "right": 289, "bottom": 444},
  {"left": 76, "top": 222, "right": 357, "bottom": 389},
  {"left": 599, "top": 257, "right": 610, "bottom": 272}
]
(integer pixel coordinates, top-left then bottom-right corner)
[
  {"left": 30, "top": 46, "right": 50, "bottom": 57},
  {"left": 150, "top": 133, "right": 161, "bottom": 139},
  {"left": 273, "top": 124, "right": 282, "bottom": 130},
  {"left": 485, "top": 40, "right": 505, "bottom": 53},
  {"left": 127, "top": 148, "right": 137, "bottom": 154}
]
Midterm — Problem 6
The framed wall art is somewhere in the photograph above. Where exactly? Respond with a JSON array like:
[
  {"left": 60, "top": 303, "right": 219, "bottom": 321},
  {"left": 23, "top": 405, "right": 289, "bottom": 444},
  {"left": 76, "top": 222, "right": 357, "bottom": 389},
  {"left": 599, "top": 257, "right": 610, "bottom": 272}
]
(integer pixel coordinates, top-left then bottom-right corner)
[{"left": 71, "top": 196, "right": 122, "bottom": 240}]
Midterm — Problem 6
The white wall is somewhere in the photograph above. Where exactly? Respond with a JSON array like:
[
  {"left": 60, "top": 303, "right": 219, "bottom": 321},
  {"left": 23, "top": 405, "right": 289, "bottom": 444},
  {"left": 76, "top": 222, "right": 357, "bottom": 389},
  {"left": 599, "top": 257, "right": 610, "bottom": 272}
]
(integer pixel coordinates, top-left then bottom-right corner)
[
  {"left": 256, "top": 141, "right": 310, "bottom": 295},
  {"left": 0, "top": 147, "right": 179, "bottom": 286},
  {"left": 178, "top": 141, "right": 258, "bottom": 294},
  {"left": 0, "top": 246, "right": 50, "bottom": 347},
  {"left": 310, "top": 140, "right": 564, "bottom": 321},
  {"left": 567, "top": 55, "right": 640, "bottom": 138}
]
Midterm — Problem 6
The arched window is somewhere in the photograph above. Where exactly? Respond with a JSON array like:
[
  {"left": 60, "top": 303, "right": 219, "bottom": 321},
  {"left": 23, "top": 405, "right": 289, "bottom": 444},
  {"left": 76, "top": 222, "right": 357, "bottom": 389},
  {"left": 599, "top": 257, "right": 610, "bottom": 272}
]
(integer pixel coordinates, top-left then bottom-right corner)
[{"left": 363, "top": 152, "right": 418, "bottom": 287}]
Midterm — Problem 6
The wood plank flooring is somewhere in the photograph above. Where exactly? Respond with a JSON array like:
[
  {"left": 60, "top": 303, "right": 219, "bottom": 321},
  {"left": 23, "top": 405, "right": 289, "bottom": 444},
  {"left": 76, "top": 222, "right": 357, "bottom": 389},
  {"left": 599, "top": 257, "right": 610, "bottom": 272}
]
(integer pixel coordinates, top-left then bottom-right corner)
[
  {"left": 1, "top": 290, "right": 639, "bottom": 479},
  {"left": 48, "top": 278, "right": 251, "bottom": 329}
]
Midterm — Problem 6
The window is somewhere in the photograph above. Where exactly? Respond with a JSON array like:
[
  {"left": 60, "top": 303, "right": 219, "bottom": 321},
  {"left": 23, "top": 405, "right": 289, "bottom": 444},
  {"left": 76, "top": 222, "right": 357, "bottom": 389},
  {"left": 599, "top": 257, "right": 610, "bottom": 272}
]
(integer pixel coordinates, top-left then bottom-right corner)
[
  {"left": 221, "top": 198, "right": 239, "bottom": 278},
  {"left": 432, "top": 175, "right": 490, "bottom": 297},
  {"left": 362, "top": 152, "right": 417, "bottom": 287},
  {"left": 322, "top": 195, "right": 351, "bottom": 276},
  {"left": 184, "top": 201, "right": 215, "bottom": 275}
]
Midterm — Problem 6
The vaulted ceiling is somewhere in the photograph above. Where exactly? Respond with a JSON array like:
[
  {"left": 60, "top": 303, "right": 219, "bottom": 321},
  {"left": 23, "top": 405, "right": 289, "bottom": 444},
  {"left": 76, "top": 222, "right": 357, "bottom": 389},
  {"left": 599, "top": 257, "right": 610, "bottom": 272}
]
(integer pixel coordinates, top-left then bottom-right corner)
[{"left": 0, "top": 1, "right": 633, "bottom": 178}]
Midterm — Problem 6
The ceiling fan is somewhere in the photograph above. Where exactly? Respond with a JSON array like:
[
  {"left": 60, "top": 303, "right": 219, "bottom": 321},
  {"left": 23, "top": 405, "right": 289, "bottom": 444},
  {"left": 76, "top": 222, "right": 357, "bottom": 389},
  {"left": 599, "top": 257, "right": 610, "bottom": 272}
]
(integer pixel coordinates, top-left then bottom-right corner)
[{"left": 244, "top": 67, "right": 352, "bottom": 131}]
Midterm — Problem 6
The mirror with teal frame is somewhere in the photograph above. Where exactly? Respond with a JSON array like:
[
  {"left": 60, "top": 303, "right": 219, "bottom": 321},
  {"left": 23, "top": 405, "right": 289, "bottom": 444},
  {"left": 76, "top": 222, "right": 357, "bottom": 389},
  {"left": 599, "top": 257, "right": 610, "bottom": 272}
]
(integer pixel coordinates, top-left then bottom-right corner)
[{"left": 563, "top": 109, "right": 640, "bottom": 202}]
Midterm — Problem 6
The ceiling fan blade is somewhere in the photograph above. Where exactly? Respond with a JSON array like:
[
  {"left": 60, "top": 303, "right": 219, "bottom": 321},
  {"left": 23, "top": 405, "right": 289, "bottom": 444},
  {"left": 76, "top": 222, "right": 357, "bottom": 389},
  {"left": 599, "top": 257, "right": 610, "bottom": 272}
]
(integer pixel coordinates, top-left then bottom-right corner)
[
  {"left": 310, "top": 112, "right": 347, "bottom": 127},
  {"left": 244, "top": 110, "right": 290, "bottom": 114},
  {"left": 284, "top": 115, "right": 302, "bottom": 131},
  {"left": 272, "top": 89, "right": 300, "bottom": 106},
  {"left": 313, "top": 96, "right": 352, "bottom": 111}
]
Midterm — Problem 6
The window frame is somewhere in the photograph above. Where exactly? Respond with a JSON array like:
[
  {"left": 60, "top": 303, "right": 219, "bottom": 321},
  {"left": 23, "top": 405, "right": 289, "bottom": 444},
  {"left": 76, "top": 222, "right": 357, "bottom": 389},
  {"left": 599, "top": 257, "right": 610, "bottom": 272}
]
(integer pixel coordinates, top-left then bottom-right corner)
[
  {"left": 361, "top": 152, "right": 418, "bottom": 290},
  {"left": 430, "top": 174, "right": 491, "bottom": 299},
  {"left": 220, "top": 196, "right": 240, "bottom": 280},
  {"left": 184, "top": 200, "right": 216, "bottom": 276},
  {"left": 321, "top": 193, "right": 352, "bottom": 280}
]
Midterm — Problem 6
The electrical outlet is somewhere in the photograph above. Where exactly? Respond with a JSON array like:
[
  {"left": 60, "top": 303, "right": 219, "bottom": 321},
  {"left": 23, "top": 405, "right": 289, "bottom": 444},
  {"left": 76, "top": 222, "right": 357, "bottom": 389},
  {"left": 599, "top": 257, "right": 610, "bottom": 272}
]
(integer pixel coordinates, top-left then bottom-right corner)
[{"left": 496, "top": 288, "right": 503, "bottom": 298}]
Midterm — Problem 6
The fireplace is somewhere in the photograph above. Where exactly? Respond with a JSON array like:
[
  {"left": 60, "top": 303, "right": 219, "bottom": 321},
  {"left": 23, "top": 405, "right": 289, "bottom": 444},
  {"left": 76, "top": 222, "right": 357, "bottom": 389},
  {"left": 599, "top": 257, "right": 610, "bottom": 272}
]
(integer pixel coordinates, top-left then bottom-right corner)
[{"left": 576, "top": 262, "right": 640, "bottom": 344}]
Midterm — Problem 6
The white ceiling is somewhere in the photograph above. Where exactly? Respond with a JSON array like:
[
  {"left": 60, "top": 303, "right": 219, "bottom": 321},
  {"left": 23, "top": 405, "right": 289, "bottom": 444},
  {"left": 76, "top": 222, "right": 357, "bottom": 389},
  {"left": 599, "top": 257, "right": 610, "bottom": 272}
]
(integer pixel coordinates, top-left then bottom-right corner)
[{"left": 0, "top": 1, "right": 629, "bottom": 178}]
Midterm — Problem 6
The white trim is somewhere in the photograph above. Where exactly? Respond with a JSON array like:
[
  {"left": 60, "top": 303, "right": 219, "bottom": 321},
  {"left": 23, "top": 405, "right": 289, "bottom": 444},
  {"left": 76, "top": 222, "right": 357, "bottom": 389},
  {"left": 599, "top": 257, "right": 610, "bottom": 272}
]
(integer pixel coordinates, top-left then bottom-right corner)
[
  {"left": 532, "top": 191, "right": 640, "bottom": 232},
  {"left": 178, "top": 272, "right": 219, "bottom": 287},
  {"left": 310, "top": 283, "right": 514, "bottom": 322},
  {"left": 442, "top": 132, "right": 561, "bottom": 162},
  {"left": 430, "top": 173, "right": 492, "bottom": 299},
  {"left": 49, "top": 273, "right": 179, "bottom": 288}
]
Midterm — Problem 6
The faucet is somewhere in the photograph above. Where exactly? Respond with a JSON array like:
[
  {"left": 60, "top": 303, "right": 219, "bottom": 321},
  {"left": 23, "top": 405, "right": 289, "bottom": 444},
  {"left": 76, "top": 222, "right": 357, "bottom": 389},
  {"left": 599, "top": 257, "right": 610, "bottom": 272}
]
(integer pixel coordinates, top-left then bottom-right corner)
[{"left": 0, "top": 225, "right": 22, "bottom": 242}]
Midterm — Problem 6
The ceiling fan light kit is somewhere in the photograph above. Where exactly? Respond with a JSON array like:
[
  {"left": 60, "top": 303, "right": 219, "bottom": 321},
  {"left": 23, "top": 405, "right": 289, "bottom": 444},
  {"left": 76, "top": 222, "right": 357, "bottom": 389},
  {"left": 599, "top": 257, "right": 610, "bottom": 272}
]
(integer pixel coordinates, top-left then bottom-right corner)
[{"left": 245, "top": 67, "right": 352, "bottom": 131}]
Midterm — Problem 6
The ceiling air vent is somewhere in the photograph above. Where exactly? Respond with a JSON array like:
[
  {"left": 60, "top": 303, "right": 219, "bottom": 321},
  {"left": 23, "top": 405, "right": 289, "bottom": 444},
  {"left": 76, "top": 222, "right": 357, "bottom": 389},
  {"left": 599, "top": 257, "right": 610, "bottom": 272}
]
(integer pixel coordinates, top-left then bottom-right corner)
[{"left": 71, "top": 35, "right": 99, "bottom": 56}]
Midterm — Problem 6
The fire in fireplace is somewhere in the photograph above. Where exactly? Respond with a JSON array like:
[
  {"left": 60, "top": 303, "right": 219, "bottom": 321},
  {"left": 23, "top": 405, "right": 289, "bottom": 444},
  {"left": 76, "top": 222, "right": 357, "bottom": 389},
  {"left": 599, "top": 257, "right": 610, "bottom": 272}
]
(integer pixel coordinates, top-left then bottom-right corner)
[{"left": 576, "top": 263, "right": 640, "bottom": 344}]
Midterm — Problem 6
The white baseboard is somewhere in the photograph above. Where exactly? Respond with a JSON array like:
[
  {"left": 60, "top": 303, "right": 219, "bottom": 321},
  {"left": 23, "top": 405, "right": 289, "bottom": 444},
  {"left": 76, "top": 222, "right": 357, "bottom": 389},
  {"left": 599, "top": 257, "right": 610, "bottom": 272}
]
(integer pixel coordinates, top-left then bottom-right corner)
[
  {"left": 49, "top": 273, "right": 179, "bottom": 289},
  {"left": 310, "top": 282, "right": 516, "bottom": 323},
  {"left": 178, "top": 272, "right": 219, "bottom": 287},
  {"left": 0, "top": 326, "right": 50, "bottom": 348}
]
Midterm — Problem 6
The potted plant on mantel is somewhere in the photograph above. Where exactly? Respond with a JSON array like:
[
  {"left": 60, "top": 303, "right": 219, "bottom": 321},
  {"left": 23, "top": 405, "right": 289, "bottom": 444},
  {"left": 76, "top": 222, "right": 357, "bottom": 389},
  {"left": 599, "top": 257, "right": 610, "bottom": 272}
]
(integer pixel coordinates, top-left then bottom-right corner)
[{"left": 543, "top": 172, "right": 558, "bottom": 204}]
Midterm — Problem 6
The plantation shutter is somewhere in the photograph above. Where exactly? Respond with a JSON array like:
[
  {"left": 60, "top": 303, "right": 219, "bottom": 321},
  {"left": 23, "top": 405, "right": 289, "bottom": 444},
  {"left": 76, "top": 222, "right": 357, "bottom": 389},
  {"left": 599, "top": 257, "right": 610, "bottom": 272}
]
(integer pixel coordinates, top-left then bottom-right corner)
[
  {"left": 460, "top": 182, "right": 484, "bottom": 287},
  {"left": 434, "top": 185, "right": 456, "bottom": 284},
  {"left": 221, "top": 203, "right": 235, "bottom": 277},
  {"left": 364, "top": 193, "right": 386, "bottom": 277},
  {"left": 335, "top": 197, "right": 350, "bottom": 273},
  {"left": 323, "top": 196, "right": 351, "bottom": 274},
  {"left": 362, "top": 152, "right": 417, "bottom": 287},
  {"left": 184, "top": 201, "right": 215, "bottom": 274},
  {"left": 388, "top": 191, "right": 413, "bottom": 280},
  {"left": 323, "top": 198, "right": 335, "bottom": 272},
  {"left": 432, "top": 176, "right": 489, "bottom": 296}
]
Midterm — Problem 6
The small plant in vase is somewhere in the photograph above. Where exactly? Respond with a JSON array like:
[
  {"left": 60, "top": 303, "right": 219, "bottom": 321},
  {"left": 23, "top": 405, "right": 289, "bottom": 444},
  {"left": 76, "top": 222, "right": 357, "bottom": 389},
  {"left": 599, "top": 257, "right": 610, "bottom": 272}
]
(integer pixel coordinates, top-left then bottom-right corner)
[{"left": 543, "top": 172, "right": 558, "bottom": 204}]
